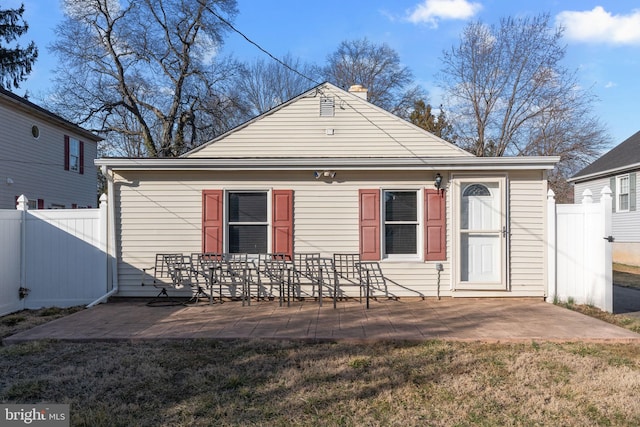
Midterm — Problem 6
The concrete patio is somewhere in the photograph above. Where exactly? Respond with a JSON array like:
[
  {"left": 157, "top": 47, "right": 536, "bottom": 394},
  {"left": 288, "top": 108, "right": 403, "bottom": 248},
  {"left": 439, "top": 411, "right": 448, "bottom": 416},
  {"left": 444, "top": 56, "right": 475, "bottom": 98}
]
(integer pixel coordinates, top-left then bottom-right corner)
[{"left": 4, "top": 297, "right": 640, "bottom": 345}]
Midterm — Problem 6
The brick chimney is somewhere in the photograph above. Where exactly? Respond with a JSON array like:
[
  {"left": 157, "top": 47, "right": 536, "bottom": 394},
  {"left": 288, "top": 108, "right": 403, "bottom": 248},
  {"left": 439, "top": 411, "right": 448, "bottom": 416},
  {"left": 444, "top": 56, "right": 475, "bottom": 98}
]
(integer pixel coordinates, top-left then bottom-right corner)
[{"left": 348, "top": 84, "right": 368, "bottom": 100}]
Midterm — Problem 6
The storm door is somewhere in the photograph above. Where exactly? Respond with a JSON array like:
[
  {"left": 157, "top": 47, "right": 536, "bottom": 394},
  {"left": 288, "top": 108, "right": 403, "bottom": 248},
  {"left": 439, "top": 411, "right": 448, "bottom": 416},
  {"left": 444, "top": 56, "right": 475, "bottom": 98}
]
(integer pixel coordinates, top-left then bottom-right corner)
[{"left": 453, "top": 177, "right": 507, "bottom": 290}]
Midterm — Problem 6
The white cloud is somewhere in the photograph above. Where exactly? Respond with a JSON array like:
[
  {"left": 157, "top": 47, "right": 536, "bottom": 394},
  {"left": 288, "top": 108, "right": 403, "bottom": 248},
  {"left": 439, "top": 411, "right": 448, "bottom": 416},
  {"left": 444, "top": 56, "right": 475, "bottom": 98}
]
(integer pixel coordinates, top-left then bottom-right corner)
[
  {"left": 556, "top": 6, "right": 640, "bottom": 45},
  {"left": 407, "top": 0, "right": 482, "bottom": 28},
  {"left": 604, "top": 81, "right": 617, "bottom": 89}
]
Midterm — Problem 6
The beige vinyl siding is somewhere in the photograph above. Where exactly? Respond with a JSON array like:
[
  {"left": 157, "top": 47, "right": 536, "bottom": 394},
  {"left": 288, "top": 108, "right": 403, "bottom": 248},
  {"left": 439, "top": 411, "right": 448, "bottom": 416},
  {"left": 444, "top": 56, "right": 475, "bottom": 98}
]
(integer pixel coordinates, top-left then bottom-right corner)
[
  {"left": 115, "top": 170, "right": 453, "bottom": 298},
  {"left": 187, "top": 85, "right": 471, "bottom": 159},
  {"left": 508, "top": 171, "right": 546, "bottom": 296},
  {"left": 0, "top": 100, "right": 98, "bottom": 209}
]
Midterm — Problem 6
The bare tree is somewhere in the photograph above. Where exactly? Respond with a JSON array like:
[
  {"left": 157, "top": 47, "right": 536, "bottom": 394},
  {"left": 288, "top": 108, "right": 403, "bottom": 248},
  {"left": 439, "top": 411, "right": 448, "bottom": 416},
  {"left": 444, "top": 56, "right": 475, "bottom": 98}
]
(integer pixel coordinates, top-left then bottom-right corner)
[
  {"left": 50, "top": 0, "right": 244, "bottom": 157},
  {"left": 438, "top": 14, "right": 609, "bottom": 200},
  {"left": 237, "top": 53, "right": 319, "bottom": 116},
  {"left": 322, "top": 38, "right": 425, "bottom": 118},
  {"left": 438, "top": 14, "right": 609, "bottom": 157}
]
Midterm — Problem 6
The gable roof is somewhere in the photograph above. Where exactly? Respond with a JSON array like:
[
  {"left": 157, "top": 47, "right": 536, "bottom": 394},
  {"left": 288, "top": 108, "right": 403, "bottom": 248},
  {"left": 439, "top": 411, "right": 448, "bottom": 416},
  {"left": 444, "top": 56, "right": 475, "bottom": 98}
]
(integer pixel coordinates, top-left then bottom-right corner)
[
  {"left": 96, "top": 82, "right": 560, "bottom": 172},
  {"left": 570, "top": 130, "right": 640, "bottom": 182},
  {"left": 0, "top": 87, "right": 102, "bottom": 142},
  {"left": 184, "top": 82, "right": 472, "bottom": 159}
]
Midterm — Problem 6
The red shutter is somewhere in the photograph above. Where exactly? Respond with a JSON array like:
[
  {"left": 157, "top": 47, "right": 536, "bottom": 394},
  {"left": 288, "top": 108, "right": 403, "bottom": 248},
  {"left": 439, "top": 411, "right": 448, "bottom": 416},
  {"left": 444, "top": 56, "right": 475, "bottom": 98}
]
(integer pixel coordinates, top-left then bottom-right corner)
[
  {"left": 79, "top": 141, "right": 85, "bottom": 174},
  {"left": 64, "top": 135, "right": 70, "bottom": 171},
  {"left": 425, "top": 189, "right": 446, "bottom": 261},
  {"left": 37, "top": 199, "right": 44, "bottom": 210},
  {"left": 359, "top": 189, "right": 380, "bottom": 261},
  {"left": 202, "top": 190, "right": 223, "bottom": 253},
  {"left": 272, "top": 190, "right": 294, "bottom": 259}
]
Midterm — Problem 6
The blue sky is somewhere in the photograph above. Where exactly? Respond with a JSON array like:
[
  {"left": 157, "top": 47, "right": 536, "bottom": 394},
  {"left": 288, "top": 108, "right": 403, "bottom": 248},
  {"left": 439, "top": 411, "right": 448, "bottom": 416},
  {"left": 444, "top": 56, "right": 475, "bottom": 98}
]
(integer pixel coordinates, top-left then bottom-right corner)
[{"left": 7, "top": 0, "right": 640, "bottom": 149}]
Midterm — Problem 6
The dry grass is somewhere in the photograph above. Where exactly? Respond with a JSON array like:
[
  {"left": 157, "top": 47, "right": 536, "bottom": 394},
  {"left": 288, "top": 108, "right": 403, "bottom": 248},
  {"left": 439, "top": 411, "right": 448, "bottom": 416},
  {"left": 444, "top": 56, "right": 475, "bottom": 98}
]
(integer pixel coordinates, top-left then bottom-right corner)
[
  {"left": 1, "top": 339, "right": 640, "bottom": 426},
  {"left": 0, "top": 306, "right": 84, "bottom": 339},
  {"left": 614, "top": 263, "right": 640, "bottom": 290},
  {"left": 2, "top": 302, "right": 640, "bottom": 425}
]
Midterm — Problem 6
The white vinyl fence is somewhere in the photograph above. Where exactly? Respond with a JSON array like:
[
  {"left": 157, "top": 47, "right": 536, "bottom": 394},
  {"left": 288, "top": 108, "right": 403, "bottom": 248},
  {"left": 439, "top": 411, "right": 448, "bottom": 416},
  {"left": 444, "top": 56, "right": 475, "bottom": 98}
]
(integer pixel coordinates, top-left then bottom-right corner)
[
  {"left": 547, "top": 187, "right": 613, "bottom": 312},
  {"left": 0, "top": 188, "right": 617, "bottom": 317},
  {"left": 0, "top": 194, "right": 112, "bottom": 317}
]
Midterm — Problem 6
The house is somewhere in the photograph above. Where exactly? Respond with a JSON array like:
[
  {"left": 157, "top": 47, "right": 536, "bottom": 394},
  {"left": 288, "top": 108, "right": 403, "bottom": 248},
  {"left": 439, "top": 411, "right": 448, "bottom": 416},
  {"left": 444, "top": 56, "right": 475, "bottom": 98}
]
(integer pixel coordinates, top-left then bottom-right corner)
[
  {"left": 0, "top": 88, "right": 102, "bottom": 209},
  {"left": 569, "top": 130, "right": 640, "bottom": 268},
  {"left": 96, "top": 82, "right": 559, "bottom": 299}
]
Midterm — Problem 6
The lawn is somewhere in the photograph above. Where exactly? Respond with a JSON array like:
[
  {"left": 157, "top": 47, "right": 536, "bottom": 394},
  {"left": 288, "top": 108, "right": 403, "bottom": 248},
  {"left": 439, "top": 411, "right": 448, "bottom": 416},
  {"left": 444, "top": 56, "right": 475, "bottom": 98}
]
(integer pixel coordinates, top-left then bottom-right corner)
[
  {"left": 1, "top": 305, "right": 640, "bottom": 426},
  {"left": 1, "top": 339, "right": 640, "bottom": 426}
]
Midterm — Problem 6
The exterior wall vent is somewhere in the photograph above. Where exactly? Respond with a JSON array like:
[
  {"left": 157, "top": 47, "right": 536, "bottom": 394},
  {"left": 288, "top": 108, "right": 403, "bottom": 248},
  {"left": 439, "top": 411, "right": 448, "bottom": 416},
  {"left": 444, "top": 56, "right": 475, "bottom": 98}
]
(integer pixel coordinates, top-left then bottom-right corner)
[{"left": 320, "top": 96, "right": 334, "bottom": 117}]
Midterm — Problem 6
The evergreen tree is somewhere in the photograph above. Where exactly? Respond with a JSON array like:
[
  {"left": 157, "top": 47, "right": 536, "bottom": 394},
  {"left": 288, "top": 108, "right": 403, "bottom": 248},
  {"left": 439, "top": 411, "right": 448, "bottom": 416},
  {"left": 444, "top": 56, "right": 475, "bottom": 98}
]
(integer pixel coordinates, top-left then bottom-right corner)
[
  {"left": 0, "top": 3, "right": 37, "bottom": 89},
  {"left": 409, "top": 100, "right": 456, "bottom": 142}
]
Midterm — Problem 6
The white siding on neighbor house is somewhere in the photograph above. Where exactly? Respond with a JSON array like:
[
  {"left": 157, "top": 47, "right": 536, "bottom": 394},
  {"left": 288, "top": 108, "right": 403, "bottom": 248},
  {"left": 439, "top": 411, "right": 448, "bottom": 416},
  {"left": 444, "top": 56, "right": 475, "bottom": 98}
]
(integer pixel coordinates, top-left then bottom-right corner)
[
  {"left": 187, "top": 85, "right": 471, "bottom": 159},
  {"left": 113, "top": 169, "right": 547, "bottom": 299},
  {"left": 0, "top": 100, "right": 98, "bottom": 209},
  {"left": 574, "top": 174, "right": 640, "bottom": 242}
]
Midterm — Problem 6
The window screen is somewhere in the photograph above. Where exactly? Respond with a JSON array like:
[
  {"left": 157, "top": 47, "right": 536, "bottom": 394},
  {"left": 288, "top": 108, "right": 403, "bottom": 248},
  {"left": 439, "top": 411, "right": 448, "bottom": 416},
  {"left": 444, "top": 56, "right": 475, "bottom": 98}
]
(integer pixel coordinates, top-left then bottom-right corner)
[
  {"left": 384, "top": 191, "right": 417, "bottom": 255},
  {"left": 228, "top": 192, "right": 267, "bottom": 253}
]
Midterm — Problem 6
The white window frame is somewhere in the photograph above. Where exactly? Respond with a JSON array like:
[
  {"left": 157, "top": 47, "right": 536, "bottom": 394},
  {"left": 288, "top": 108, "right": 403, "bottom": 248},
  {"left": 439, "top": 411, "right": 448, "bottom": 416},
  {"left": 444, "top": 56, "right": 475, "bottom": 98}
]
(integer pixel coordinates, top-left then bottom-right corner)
[
  {"left": 382, "top": 189, "right": 422, "bottom": 261},
  {"left": 69, "top": 138, "right": 80, "bottom": 173},
  {"left": 617, "top": 174, "right": 630, "bottom": 212},
  {"left": 225, "top": 189, "right": 271, "bottom": 254}
]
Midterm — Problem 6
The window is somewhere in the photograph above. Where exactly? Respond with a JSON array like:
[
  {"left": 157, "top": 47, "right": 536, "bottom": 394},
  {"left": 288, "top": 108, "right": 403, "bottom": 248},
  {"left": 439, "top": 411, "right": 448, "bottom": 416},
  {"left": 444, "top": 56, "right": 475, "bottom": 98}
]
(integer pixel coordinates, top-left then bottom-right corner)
[
  {"left": 64, "top": 135, "right": 84, "bottom": 174},
  {"left": 617, "top": 175, "right": 630, "bottom": 212},
  {"left": 383, "top": 190, "right": 418, "bottom": 256},
  {"left": 69, "top": 138, "right": 80, "bottom": 172},
  {"left": 202, "top": 190, "right": 293, "bottom": 257},
  {"left": 228, "top": 192, "right": 268, "bottom": 253}
]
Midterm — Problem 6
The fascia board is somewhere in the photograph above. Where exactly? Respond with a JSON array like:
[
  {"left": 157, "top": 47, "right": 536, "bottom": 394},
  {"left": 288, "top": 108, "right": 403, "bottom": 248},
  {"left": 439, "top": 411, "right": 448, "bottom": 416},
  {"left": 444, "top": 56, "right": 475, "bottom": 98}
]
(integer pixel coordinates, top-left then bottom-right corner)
[{"left": 568, "top": 162, "right": 640, "bottom": 183}]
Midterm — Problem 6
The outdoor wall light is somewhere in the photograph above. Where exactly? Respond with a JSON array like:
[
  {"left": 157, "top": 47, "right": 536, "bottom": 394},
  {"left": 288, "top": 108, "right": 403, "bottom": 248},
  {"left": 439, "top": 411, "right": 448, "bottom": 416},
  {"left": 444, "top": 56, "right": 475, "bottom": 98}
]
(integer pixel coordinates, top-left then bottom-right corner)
[
  {"left": 434, "top": 173, "right": 443, "bottom": 189},
  {"left": 314, "top": 170, "right": 337, "bottom": 180}
]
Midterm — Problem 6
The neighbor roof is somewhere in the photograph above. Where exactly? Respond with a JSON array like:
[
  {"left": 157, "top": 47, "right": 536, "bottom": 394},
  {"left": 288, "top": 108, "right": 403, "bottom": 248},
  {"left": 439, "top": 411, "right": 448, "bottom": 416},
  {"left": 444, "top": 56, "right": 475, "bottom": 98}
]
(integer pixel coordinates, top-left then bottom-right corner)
[
  {"left": 0, "top": 87, "right": 102, "bottom": 142},
  {"left": 570, "top": 130, "right": 640, "bottom": 182}
]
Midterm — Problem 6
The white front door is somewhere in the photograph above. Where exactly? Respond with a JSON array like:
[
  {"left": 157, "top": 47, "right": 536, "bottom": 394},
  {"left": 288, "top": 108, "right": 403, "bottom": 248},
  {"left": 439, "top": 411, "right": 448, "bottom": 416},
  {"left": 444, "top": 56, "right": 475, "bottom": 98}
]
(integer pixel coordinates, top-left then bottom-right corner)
[{"left": 454, "top": 177, "right": 507, "bottom": 290}]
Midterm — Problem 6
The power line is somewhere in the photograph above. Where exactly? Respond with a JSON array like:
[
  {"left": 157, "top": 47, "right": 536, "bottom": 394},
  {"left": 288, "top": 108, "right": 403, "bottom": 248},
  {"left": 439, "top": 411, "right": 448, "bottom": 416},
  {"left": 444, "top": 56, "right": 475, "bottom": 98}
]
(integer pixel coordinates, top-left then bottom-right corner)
[
  {"left": 206, "top": 6, "right": 321, "bottom": 87},
  {"left": 206, "top": 6, "right": 432, "bottom": 162}
]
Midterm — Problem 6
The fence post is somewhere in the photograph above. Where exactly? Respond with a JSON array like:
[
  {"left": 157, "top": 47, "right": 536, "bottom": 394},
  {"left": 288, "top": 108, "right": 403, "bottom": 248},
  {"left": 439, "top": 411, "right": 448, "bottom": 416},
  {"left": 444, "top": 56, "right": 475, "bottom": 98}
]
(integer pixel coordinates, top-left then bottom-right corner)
[
  {"left": 601, "top": 186, "right": 613, "bottom": 312},
  {"left": 546, "top": 189, "right": 556, "bottom": 303},
  {"left": 16, "top": 195, "right": 28, "bottom": 307},
  {"left": 99, "top": 193, "right": 109, "bottom": 293}
]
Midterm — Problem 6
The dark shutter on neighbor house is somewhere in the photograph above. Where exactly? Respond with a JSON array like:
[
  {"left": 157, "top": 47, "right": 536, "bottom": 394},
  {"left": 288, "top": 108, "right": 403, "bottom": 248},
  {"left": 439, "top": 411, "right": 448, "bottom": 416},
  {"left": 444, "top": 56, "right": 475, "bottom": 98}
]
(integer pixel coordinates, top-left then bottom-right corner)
[
  {"left": 425, "top": 189, "right": 446, "bottom": 261},
  {"left": 610, "top": 177, "right": 616, "bottom": 212},
  {"left": 37, "top": 199, "right": 44, "bottom": 210},
  {"left": 202, "top": 190, "right": 223, "bottom": 253},
  {"left": 64, "top": 135, "right": 70, "bottom": 171},
  {"left": 630, "top": 172, "right": 636, "bottom": 211},
  {"left": 272, "top": 190, "right": 294, "bottom": 259},
  {"left": 359, "top": 189, "right": 381, "bottom": 261},
  {"left": 79, "top": 141, "right": 85, "bottom": 175}
]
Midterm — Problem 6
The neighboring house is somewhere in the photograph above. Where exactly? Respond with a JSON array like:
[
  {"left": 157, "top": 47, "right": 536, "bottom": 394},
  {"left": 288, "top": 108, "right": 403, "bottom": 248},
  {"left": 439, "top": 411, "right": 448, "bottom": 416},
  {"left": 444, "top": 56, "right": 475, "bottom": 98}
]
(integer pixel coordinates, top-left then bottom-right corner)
[
  {"left": 96, "top": 82, "right": 559, "bottom": 299},
  {"left": 569, "top": 130, "right": 640, "bottom": 267},
  {"left": 0, "top": 88, "right": 102, "bottom": 209}
]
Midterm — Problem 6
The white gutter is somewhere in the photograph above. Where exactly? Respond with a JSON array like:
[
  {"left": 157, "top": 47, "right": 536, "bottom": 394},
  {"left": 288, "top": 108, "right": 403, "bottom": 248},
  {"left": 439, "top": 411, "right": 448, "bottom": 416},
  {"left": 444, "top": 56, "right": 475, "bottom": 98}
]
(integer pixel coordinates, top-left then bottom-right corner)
[
  {"left": 95, "top": 156, "right": 560, "bottom": 171},
  {"left": 86, "top": 166, "right": 119, "bottom": 308}
]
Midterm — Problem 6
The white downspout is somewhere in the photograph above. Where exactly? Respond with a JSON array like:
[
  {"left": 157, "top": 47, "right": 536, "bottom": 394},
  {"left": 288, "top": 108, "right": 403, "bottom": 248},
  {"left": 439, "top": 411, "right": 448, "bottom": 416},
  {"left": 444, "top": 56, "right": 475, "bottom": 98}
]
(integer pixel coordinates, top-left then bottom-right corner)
[{"left": 87, "top": 166, "right": 119, "bottom": 307}]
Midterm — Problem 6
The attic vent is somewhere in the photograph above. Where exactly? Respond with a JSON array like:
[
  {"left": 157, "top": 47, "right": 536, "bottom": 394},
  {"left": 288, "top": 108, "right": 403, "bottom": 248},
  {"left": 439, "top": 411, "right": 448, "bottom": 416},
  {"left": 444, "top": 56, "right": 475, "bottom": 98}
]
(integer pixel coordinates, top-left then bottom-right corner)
[{"left": 320, "top": 96, "right": 334, "bottom": 117}]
